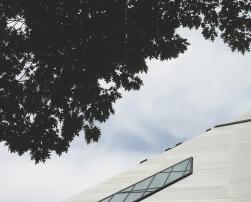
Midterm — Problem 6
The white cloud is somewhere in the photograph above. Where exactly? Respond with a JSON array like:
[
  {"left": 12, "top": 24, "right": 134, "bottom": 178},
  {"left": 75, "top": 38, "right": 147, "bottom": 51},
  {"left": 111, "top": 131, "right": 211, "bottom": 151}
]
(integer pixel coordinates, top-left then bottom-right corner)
[
  {"left": 1, "top": 30, "right": 251, "bottom": 202},
  {"left": 0, "top": 142, "right": 146, "bottom": 202}
]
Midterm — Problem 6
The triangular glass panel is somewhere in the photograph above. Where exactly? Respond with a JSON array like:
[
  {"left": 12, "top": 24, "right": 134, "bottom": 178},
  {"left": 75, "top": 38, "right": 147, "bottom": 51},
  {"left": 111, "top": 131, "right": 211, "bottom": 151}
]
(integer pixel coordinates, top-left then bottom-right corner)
[
  {"left": 148, "top": 172, "right": 169, "bottom": 189},
  {"left": 172, "top": 159, "right": 189, "bottom": 172},
  {"left": 143, "top": 190, "right": 155, "bottom": 197},
  {"left": 186, "top": 161, "right": 191, "bottom": 171},
  {"left": 164, "top": 171, "right": 184, "bottom": 185},
  {"left": 121, "top": 186, "right": 134, "bottom": 193},
  {"left": 132, "top": 176, "right": 153, "bottom": 191},
  {"left": 109, "top": 193, "right": 128, "bottom": 202},
  {"left": 124, "top": 192, "right": 143, "bottom": 202},
  {"left": 162, "top": 167, "right": 172, "bottom": 173},
  {"left": 184, "top": 170, "right": 190, "bottom": 175}
]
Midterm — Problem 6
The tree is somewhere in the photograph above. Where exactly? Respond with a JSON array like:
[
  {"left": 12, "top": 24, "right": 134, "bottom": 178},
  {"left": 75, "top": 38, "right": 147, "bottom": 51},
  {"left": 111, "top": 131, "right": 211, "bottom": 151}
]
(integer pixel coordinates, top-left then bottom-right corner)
[{"left": 0, "top": 0, "right": 250, "bottom": 163}]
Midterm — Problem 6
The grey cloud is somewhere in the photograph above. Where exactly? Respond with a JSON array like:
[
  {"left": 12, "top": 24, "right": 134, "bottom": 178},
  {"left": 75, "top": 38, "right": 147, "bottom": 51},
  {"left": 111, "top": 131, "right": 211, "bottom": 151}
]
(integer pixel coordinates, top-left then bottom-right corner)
[{"left": 100, "top": 120, "right": 180, "bottom": 153}]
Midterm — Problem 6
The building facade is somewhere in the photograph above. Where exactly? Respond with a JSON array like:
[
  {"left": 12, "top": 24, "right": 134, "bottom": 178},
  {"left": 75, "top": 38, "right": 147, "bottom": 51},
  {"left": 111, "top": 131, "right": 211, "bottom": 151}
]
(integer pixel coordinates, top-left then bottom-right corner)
[{"left": 64, "top": 112, "right": 251, "bottom": 202}]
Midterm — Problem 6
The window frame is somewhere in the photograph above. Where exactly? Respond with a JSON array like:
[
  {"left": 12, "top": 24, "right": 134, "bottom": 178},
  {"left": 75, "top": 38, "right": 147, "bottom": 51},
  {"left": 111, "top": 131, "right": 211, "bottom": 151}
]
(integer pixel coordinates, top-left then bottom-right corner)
[{"left": 98, "top": 157, "right": 193, "bottom": 202}]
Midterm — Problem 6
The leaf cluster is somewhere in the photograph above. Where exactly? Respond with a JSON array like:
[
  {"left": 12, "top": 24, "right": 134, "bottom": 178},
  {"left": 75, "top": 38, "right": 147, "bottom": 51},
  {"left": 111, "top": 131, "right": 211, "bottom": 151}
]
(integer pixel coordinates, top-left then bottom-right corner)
[{"left": 0, "top": 0, "right": 250, "bottom": 163}]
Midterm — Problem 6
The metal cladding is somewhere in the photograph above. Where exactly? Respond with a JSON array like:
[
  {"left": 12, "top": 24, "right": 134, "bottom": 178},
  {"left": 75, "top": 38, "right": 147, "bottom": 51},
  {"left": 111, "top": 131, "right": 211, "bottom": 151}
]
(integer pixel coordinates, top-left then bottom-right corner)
[{"left": 64, "top": 112, "right": 251, "bottom": 202}]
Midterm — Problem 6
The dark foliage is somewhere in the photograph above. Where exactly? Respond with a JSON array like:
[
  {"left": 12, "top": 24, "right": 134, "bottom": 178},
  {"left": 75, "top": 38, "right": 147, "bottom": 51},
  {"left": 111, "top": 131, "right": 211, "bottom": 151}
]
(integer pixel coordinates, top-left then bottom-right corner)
[{"left": 0, "top": 0, "right": 250, "bottom": 163}]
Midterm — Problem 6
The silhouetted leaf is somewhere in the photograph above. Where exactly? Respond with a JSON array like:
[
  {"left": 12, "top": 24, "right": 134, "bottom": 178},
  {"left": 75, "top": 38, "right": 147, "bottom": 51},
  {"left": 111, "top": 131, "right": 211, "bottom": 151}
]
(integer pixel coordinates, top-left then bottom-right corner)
[{"left": 0, "top": 0, "right": 250, "bottom": 163}]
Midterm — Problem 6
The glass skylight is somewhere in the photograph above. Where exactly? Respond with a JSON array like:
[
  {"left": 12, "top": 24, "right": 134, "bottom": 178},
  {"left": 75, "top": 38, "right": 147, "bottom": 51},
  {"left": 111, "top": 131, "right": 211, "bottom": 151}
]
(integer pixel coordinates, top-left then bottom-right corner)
[{"left": 98, "top": 157, "right": 193, "bottom": 202}]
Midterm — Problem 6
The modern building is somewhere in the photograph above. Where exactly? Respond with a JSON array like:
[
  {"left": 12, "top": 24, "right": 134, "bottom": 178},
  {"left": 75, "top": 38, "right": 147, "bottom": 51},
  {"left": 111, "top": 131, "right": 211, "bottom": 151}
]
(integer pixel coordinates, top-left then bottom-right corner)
[{"left": 64, "top": 112, "right": 251, "bottom": 202}]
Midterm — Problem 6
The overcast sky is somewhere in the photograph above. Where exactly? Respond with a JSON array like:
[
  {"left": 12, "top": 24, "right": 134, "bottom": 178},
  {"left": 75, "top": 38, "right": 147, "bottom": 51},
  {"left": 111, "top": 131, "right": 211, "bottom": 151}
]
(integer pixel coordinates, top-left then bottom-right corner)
[{"left": 1, "top": 30, "right": 251, "bottom": 202}]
